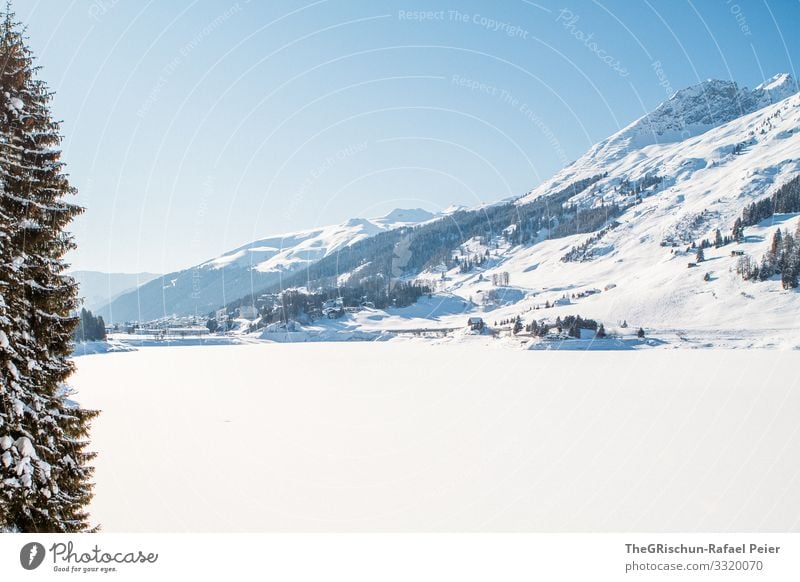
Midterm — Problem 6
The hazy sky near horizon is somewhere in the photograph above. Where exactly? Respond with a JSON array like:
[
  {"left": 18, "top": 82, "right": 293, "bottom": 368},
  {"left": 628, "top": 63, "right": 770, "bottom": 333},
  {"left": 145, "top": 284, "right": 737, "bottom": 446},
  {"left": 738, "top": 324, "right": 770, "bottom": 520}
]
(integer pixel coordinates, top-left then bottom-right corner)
[{"left": 17, "top": 0, "right": 800, "bottom": 274}]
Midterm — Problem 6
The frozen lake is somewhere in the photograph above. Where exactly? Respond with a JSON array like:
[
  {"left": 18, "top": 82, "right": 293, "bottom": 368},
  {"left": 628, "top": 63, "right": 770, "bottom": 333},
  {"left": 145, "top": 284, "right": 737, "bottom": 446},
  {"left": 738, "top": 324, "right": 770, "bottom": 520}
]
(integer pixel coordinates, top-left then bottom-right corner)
[{"left": 71, "top": 341, "right": 800, "bottom": 532}]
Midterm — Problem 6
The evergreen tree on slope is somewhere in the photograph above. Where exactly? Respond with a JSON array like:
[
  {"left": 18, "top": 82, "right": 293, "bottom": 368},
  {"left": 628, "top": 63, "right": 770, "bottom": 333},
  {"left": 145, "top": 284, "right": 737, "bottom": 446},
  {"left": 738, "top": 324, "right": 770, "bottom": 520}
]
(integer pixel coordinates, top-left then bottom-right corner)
[{"left": 0, "top": 7, "right": 97, "bottom": 532}]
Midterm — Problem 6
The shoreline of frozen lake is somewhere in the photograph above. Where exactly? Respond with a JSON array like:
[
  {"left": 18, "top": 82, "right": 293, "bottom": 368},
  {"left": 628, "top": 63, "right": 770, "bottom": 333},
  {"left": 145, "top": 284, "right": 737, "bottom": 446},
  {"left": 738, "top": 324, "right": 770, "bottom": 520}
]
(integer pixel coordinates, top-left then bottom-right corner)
[
  {"left": 71, "top": 342, "right": 800, "bottom": 532},
  {"left": 73, "top": 324, "right": 800, "bottom": 358}
]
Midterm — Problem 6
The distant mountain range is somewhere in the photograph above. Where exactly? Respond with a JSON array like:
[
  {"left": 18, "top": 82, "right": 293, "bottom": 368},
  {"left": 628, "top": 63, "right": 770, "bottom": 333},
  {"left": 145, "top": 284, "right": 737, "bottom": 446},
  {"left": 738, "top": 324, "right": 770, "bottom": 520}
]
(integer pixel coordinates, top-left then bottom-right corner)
[
  {"left": 96, "top": 209, "right": 438, "bottom": 322},
  {"left": 70, "top": 271, "right": 161, "bottom": 313}
]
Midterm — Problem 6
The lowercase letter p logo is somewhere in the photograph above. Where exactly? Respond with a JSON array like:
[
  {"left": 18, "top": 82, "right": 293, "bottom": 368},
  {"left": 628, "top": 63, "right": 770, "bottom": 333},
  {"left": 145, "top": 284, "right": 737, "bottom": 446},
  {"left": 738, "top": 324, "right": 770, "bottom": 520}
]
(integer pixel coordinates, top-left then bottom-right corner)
[{"left": 19, "top": 542, "right": 45, "bottom": 570}]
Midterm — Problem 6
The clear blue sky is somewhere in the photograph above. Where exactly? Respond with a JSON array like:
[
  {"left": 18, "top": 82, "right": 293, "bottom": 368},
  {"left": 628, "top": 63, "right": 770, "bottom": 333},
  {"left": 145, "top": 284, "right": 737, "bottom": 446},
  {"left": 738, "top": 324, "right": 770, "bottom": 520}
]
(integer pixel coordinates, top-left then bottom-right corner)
[{"left": 16, "top": 0, "right": 800, "bottom": 274}]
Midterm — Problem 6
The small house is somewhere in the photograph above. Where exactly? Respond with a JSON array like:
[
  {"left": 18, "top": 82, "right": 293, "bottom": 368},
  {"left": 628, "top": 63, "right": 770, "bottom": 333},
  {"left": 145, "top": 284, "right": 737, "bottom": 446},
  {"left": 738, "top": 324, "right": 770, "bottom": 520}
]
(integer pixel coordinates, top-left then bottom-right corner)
[{"left": 467, "top": 316, "right": 484, "bottom": 331}]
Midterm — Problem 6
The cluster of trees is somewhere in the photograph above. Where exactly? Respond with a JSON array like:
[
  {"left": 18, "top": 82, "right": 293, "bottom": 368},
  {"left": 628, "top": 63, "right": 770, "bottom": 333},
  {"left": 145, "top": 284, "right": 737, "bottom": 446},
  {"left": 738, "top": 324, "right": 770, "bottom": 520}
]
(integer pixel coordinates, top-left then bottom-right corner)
[
  {"left": 73, "top": 308, "right": 106, "bottom": 342},
  {"left": 0, "top": 10, "right": 97, "bottom": 532},
  {"left": 688, "top": 228, "right": 734, "bottom": 254},
  {"left": 614, "top": 174, "right": 663, "bottom": 197},
  {"left": 519, "top": 174, "right": 657, "bottom": 245},
  {"left": 456, "top": 250, "right": 490, "bottom": 273},
  {"left": 738, "top": 175, "right": 800, "bottom": 228},
  {"left": 561, "top": 221, "right": 620, "bottom": 262},
  {"left": 507, "top": 174, "right": 609, "bottom": 245},
  {"left": 240, "top": 280, "right": 434, "bottom": 327},
  {"left": 549, "top": 203, "right": 621, "bottom": 239},
  {"left": 755, "top": 111, "right": 784, "bottom": 136},
  {"left": 736, "top": 226, "right": 800, "bottom": 289},
  {"left": 713, "top": 228, "right": 731, "bottom": 248},
  {"left": 493, "top": 316, "right": 520, "bottom": 329},
  {"left": 727, "top": 175, "right": 800, "bottom": 290},
  {"left": 687, "top": 227, "right": 738, "bottom": 263},
  {"left": 661, "top": 209, "right": 712, "bottom": 247},
  {"left": 491, "top": 271, "right": 510, "bottom": 286},
  {"left": 524, "top": 314, "right": 602, "bottom": 338}
]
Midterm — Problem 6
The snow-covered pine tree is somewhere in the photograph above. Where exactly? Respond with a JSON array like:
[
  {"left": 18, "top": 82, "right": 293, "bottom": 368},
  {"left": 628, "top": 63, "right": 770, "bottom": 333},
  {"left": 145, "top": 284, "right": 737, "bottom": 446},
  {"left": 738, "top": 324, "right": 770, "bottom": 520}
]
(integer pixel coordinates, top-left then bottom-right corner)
[
  {"left": 695, "top": 247, "right": 705, "bottom": 262},
  {"left": 0, "top": 6, "right": 97, "bottom": 532},
  {"left": 732, "top": 217, "right": 744, "bottom": 242},
  {"left": 770, "top": 229, "right": 782, "bottom": 258}
]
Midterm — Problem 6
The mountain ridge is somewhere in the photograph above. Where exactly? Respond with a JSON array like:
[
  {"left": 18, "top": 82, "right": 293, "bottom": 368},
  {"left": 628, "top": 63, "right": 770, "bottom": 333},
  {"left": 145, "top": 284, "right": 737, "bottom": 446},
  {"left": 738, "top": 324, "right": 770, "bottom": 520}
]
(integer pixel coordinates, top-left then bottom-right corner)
[
  {"left": 565, "top": 74, "right": 797, "bottom": 169},
  {"left": 97, "top": 208, "right": 439, "bottom": 322},
  {"left": 103, "top": 75, "right": 800, "bottom": 342}
]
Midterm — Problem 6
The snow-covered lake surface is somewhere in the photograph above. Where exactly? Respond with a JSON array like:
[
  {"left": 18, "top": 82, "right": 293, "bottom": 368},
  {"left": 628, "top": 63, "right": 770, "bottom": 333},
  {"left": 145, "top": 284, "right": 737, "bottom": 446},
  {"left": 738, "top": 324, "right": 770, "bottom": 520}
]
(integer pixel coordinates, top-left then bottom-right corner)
[{"left": 71, "top": 342, "right": 800, "bottom": 532}]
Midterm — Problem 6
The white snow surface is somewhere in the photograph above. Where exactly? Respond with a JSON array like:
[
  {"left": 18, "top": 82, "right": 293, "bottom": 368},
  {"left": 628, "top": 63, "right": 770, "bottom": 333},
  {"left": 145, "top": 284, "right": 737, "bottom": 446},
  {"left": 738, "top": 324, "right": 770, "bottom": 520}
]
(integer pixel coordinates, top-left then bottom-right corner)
[
  {"left": 71, "top": 342, "right": 800, "bottom": 532},
  {"left": 72, "top": 339, "right": 139, "bottom": 357}
]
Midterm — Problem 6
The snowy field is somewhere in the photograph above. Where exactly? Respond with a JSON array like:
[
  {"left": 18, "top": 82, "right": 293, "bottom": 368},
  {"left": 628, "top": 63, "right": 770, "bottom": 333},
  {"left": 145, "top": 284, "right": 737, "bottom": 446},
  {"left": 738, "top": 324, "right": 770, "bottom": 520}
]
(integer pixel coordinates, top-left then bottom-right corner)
[{"left": 71, "top": 342, "right": 800, "bottom": 532}]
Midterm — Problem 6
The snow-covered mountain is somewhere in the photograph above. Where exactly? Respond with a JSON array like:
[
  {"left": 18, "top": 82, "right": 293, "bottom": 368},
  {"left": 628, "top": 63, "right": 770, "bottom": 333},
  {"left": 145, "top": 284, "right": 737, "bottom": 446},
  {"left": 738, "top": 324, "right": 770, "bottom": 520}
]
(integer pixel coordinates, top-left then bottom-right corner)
[
  {"left": 394, "top": 74, "right": 800, "bottom": 345},
  {"left": 518, "top": 74, "right": 800, "bottom": 213},
  {"left": 201, "top": 209, "right": 436, "bottom": 273},
  {"left": 546, "top": 73, "right": 797, "bottom": 169},
  {"left": 97, "top": 209, "right": 437, "bottom": 323},
  {"left": 283, "top": 75, "right": 800, "bottom": 347}
]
